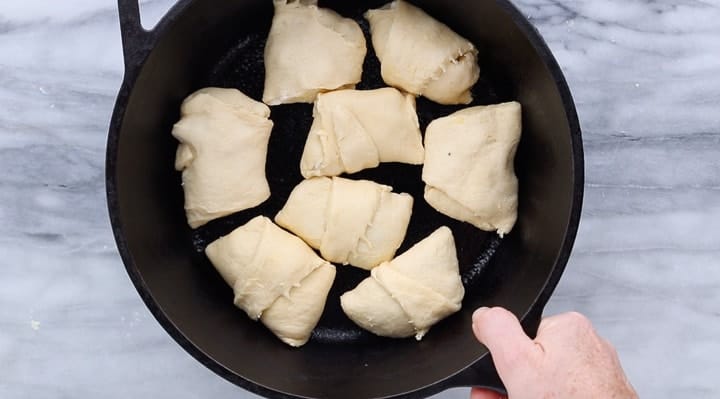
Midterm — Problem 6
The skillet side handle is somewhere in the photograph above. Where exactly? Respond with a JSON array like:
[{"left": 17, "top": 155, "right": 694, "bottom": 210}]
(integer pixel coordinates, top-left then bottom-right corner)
[
  {"left": 117, "top": 0, "right": 152, "bottom": 73},
  {"left": 443, "top": 305, "right": 544, "bottom": 393},
  {"left": 442, "top": 355, "right": 507, "bottom": 394},
  {"left": 522, "top": 301, "right": 544, "bottom": 339}
]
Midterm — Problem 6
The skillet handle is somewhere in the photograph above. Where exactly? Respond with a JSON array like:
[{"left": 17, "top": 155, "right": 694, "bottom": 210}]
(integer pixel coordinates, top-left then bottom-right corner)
[
  {"left": 117, "top": 0, "right": 154, "bottom": 73},
  {"left": 442, "top": 354, "right": 507, "bottom": 394},
  {"left": 443, "top": 305, "right": 544, "bottom": 393}
]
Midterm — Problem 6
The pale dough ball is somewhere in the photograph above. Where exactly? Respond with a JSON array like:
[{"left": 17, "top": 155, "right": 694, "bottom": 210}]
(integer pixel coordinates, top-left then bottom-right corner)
[
  {"left": 263, "top": 0, "right": 367, "bottom": 105},
  {"left": 422, "top": 101, "right": 522, "bottom": 236},
  {"left": 365, "top": 0, "right": 480, "bottom": 105},
  {"left": 205, "top": 216, "right": 336, "bottom": 347},
  {"left": 275, "top": 176, "right": 413, "bottom": 270},
  {"left": 300, "top": 87, "right": 424, "bottom": 178},
  {"left": 261, "top": 262, "right": 336, "bottom": 347},
  {"left": 172, "top": 88, "right": 273, "bottom": 228},
  {"left": 341, "top": 226, "right": 464, "bottom": 340}
]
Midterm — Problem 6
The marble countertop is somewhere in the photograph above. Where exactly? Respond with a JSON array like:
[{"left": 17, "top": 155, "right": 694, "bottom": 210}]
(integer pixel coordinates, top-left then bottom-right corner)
[{"left": 1, "top": 0, "right": 719, "bottom": 398}]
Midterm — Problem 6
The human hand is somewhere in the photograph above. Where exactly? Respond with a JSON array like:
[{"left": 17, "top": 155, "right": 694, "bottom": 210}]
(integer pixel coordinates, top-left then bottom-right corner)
[{"left": 470, "top": 307, "right": 637, "bottom": 399}]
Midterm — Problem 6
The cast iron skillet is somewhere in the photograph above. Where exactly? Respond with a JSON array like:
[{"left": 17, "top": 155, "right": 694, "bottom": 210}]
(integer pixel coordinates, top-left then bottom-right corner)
[{"left": 107, "top": 0, "right": 583, "bottom": 398}]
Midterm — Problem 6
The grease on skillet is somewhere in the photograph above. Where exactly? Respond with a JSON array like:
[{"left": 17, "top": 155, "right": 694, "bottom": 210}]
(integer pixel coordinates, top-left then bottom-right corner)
[{"left": 186, "top": 6, "right": 516, "bottom": 345}]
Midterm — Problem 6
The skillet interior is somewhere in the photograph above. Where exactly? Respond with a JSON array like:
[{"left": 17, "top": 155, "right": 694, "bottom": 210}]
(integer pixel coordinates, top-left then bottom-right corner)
[{"left": 109, "top": 0, "right": 582, "bottom": 397}]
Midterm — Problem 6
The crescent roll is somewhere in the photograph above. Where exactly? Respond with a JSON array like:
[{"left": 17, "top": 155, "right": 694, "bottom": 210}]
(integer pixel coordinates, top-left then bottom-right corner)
[
  {"left": 365, "top": 0, "right": 480, "bottom": 105},
  {"left": 340, "top": 226, "right": 464, "bottom": 340},
  {"left": 422, "top": 102, "right": 522, "bottom": 236},
  {"left": 173, "top": 88, "right": 273, "bottom": 228},
  {"left": 300, "top": 87, "right": 424, "bottom": 178},
  {"left": 275, "top": 177, "right": 413, "bottom": 270},
  {"left": 263, "top": 0, "right": 367, "bottom": 105},
  {"left": 205, "top": 216, "right": 336, "bottom": 347}
]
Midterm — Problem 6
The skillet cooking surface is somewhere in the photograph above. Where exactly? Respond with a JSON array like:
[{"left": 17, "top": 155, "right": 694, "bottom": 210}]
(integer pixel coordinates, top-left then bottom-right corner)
[{"left": 188, "top": 6, "right": 515, "bottom": 345}]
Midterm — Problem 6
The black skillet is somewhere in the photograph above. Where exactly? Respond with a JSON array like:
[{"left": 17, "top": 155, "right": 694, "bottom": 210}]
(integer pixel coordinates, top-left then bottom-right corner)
[{"left": 107, "top": 0, "right": 583, "bottom": 397}]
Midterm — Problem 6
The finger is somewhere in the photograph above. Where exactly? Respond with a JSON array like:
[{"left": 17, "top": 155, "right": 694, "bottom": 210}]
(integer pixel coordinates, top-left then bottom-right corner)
[
  {"left": 472, "top": 307, "right": 538, "bottom": 376},
  {"left": 536, "top": 311, "right": 597, "bottom": 348},
  {"left": 538, "top": 311, "right": 595, "bottom": 336},
  {"left": 470, "top": 387, "right": 506, "bottom": 399}
]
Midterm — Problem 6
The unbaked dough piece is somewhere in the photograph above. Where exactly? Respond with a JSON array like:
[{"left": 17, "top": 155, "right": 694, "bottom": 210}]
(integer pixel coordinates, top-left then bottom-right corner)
[
  {"left": 422, "top": 102, "right": 521, "bottom": 236},
  {"left": 173, "top": 88, "right": 273, "bottom": 228},
  {"left": 300, "top": 87, "right": 424, "bottom": 178},
  {"left": 340, "top": 226, "right": 464, "bottom": 340},
  {"left": 261, "top": 262, "right": 336, "bottom": 347},
  {"left": 205, "top": 216, "right": 335, "bottom": 347},
  {"left": 275, "top": 177, "right": 413, "bottom": 270},
  {"left": 263, "top": 0, "right": 367, "bottom": 105},
  {"left": 365, "top": 0, "right": 480, "bottom": 105}
]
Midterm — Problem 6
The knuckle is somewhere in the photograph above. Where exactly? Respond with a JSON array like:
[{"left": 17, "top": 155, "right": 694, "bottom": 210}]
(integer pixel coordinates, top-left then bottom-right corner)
[
  {"left": 601, "top": 337, "right": 619, "bottom": 356},
  {"left": 565, "top": 311, "right": 592, "bottom": 329}
]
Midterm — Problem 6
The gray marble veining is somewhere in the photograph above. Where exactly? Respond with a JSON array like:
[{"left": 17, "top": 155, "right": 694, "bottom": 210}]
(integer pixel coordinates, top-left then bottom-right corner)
[{"left": 1, "top": 0, "right": 719, "bottom": 398}]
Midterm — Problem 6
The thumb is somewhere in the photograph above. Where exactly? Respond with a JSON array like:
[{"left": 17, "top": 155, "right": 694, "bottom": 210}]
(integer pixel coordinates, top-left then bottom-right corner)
[{"left": 472, "top": 307, "right": 538, "bottom": 379}]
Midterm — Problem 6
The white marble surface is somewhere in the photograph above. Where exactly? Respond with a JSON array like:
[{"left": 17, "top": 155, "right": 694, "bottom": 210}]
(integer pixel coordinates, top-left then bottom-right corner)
[{"left": 1, "top": 0, "right": 719, "bottom": 398}]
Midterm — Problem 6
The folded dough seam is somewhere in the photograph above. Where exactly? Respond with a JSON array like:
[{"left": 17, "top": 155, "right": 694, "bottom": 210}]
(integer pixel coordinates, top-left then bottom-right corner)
[
  {"left": 263, "top": 0, "right": 366, "bottom": 105},
  {"left": 276, "top": 177, "right": 413, "bottom": 270},
  {"left": 205, "top": 216, "right": 336, "bottom": 347},
  {"left": 422, "top": 101, "right": 521, "bottom": 236},
  {"left": 232, "top": 219, "right": 324, "bottom": 320},
  {"left": 375, "top": 269, "right": 459, "bottom": 340},
  {"left": 340, "top": 226, "right": 464, "bottom": 340},
  {"left": 365, "top": 0, "right": 480, "bottom": 104},
  {"left": 319, "top": 177, "right": 384, "bottom": 265},
  {"left": 300, "top": 88, "right": 424, "bottom": 178},
  {"left": 173, "top": 88, "right": 273, "bottom": 228},
  {"left": 424, "top": 47, "right": 478, "bottom": 89}
]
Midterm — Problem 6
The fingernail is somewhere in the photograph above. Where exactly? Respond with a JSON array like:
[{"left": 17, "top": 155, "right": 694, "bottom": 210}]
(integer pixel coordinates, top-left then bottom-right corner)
[{"left": 472, "top": 307, "right": 490, "bottom": 324}]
